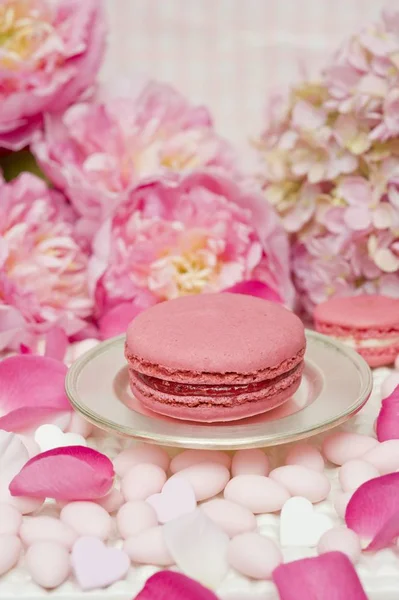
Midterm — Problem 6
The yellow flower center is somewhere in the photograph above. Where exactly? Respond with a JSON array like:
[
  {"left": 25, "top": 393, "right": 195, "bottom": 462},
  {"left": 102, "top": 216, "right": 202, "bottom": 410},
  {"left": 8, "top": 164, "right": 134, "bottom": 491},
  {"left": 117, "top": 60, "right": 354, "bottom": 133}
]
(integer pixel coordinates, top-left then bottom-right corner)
[{"left": 170, "top": 249, "right": 216, "bottom": 295}]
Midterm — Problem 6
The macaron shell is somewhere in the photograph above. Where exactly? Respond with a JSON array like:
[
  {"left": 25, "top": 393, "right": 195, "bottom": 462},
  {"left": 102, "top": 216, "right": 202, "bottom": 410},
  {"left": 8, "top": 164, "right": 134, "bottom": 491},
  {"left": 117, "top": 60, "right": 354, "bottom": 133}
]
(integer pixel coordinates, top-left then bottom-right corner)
[
  {"left": 314, "top": 295, "right": 399, "bottom": 331},
  {"left": 126, "top": 294, "right": 305, "bottom": 378}
]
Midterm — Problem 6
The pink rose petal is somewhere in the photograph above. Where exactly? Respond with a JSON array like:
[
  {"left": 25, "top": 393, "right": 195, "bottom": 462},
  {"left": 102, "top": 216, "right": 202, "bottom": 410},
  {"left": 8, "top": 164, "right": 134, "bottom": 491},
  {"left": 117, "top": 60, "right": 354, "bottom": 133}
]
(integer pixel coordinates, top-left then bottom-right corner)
[
  {"left": 9, "top": 446, "right": 114, "bottom": 501},
  {"left": 163, "top": 509, "right": 229, "bottom": 589},
  {"left": 134, "top": 571, "right": 219, "bottom": 600},
  {"left": 272, "top": 551, "right": 367, "bottom": 600},
  {"left": 0, "top": 356, "right": 70, "bottom": 432},
  {"left": 376, "top": 385, "right": 399, "bottom": 441},
  {"left": 98, "top": 300, "right": 155, "bottom": 339},
  {"left": 44, "top": 327, "right": 68, "bottom": 362},
  {"left": 222, "top": 280, "right": 282, "bottom": 304},
  {"left": 345, "top": 473, "right": 399, "bottom": 550}
]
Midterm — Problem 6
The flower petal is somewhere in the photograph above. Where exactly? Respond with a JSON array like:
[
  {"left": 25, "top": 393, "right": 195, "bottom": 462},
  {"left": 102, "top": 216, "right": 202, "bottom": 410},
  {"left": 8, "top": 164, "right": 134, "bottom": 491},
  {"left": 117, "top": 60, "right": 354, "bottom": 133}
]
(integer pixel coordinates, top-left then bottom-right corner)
[
  {"left": 134, "top": 571, "right": 219, "bottom": 600},
  {"left": 44, "top": 327, "right": 68, "bottom": 362},
  {"left": 376, "top": 385, "right": 399, "bottom": 441},
  {"left": 99, "top": 301, "right": 154, "bottom": 339},
  {"left": 222, "top": 280, "right": 282, "bottom": 303},
  {"left": 0, "top": 355, "right": 71, "bottom": 432},
  {"left": 9, "top": 446, "right": 114, "bottom": 501},
  {"left": 272, "top": 551, "right": 367, "bottom": 599},
  {"left": 163, "top": 509, "right": 229, "bottom": 589},
  {"left": 345, "top": 473, "right": 399, "bottom": 550}
]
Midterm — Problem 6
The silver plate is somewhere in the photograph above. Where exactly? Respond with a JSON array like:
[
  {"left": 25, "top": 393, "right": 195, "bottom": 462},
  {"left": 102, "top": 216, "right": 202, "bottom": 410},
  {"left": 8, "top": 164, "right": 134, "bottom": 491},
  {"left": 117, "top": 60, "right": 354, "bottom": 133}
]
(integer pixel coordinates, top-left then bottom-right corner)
[{"left": 65, "top": 331, "right": 372, "bottom": 450}]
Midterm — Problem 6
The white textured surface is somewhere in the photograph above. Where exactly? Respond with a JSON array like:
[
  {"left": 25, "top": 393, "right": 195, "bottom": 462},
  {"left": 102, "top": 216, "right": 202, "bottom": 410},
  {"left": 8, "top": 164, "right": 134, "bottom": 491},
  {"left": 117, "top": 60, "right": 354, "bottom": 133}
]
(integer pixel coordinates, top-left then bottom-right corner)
[{"left": 0, "top": 366, "right": 398, "bottom": 599}]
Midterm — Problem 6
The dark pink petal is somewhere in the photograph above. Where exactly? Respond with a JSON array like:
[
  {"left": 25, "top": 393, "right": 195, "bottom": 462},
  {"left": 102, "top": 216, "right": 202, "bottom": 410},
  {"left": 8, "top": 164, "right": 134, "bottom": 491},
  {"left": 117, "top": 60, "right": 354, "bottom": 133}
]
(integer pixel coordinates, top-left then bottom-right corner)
[
  {"left": 376, "top": 385, "right": 399, "bottom": 441},
  {"left": 222, "top": 280, "right": 282, "bottom": 303},
  {"left": 9, "top": 446, "right": 114, "bottom": 501},
  {"left": 0, "top": 355, "right": 71, "bottom": 431},
  {"left": 134, "top": 571, "right": 219, "bottom": 600},
  {"left": 99, "top": 302, "right": 145, "bottom": 339},
  {"left": 44, "top": 327, "right": 68, "bottom": 362},
  {"left": 346, "top": 473, "right": 399, "bottom": 550},
  {"left": 272, "top": 552, "right": 367, "bottom": 600}
]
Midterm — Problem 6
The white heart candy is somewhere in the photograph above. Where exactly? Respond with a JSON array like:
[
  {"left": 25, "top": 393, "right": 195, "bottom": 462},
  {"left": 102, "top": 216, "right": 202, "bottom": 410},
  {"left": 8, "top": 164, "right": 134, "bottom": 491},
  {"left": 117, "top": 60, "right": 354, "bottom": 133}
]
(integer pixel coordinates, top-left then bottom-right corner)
[
  {"left": 280, "top": 496, "right": 333, "bottom": 547},
  {"left": 34, "top": 424, "right": 87, "bottom": 453}
]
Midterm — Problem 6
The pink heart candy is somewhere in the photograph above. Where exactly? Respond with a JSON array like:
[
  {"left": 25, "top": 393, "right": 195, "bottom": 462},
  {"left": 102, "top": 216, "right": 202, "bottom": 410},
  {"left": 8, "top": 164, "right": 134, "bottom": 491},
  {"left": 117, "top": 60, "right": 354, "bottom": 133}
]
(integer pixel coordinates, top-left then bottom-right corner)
[
  {"left": 71, "top": 536, "right": 130, "bottom": 590},
  {"left": 146, "top": 477, "right": 197, "bottom": 523}
]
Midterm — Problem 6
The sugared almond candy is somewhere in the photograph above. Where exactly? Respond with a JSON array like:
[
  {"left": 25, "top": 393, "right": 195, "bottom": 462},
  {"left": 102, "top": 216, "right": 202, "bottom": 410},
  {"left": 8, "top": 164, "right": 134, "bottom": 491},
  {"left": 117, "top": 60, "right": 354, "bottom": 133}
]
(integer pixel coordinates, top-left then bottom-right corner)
[
  {"left": 285, "top": 444, "right": 324, "bottom": 472},
  {"left": 117, "top": 501, "right": 158, "bottom": 539},
  {"left": 114, "top": 444, "right": 170, "bottom": 477},
  {"left": 338, "top": 460, "right": 379, "bottom": 492},
  {"left": 361, "top": 440, "right": 399, "bottom": 474},
  {"left": 20, "top": 516, "right": 77, "bottom": 549},
  {"left": 322, "top": 432, "right": 378, "bottom": 465},
  {"left": 201, "top": 499, "right": 257, "bottom": 538},
  {"left": 0, "top": 535, "right": 21, "bottom": 576},
  {"left": 269, "top": 466, "right": 330, "bottom": 503},
  {"left": 60, "top": 502, "right": 112, "bottom": 540},
  {"left": 169, "top": 463, "right": 230, "bottom": 501},
  {"left": 170, "top": 450, "right": 231, "bottom": 473},
  {"left": 228, "top": 533, "right": 282, "bottom": 580},
  {"left": 124, "top": 526, "right": 173, "bottom": 566},
  {"left": 231, "top": 449, "right": 270, "bottom": 477},
  {"left": 224, "top": 475, "right": 290, "bottom": 513},
  {"left": 317, "top": 526, "right": 361, "bottom": 563},
  {"left": 25, "top": 541, "right": 70, "bottom": 588},
  {"left": 121, "top": 464, "right": 167, "bottom": 501},
  {"left": 333, "top": 491, "right": 352, "bottom": 519},
  {"left": 0, "top": 504, "right": 22, "bottom": 536}
]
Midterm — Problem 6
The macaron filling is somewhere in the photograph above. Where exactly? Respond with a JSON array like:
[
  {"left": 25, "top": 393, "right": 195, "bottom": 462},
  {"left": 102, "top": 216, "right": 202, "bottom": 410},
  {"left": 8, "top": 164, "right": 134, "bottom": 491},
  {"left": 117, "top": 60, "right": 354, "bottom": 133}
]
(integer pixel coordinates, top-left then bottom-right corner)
[{"left": 131, "top": 362, "right": 303, "bottom": 398}]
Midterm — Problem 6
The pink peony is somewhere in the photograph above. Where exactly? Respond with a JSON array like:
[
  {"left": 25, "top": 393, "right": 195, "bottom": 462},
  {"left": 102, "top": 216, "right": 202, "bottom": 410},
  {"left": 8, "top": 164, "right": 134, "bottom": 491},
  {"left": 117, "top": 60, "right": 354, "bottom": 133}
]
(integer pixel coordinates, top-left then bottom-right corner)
[
  {"left": 0, "top": 0, "right": 106, "bottom": 150},
  {"left": 0, "top": 173, "right": 93, "bottom": 352},
  {"left": 32, "top": 80, "right": 239, "bottom": 240},
  {"left": 257, "top": 8, "right": 399, "bottom": 312},
  {"left": 88, "top": 171, "right": 294, "bottom": 329}
]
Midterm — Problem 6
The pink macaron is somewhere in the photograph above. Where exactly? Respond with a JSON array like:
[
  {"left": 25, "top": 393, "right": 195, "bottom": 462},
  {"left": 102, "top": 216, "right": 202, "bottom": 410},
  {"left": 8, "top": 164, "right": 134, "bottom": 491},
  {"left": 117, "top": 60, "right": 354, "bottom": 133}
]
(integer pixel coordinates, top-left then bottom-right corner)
[
  {"left": 124, "top": 293, "right": 306, "bottom": 423},
  {"left": 314, "top": 294, "right": 399, "bottom": 367}
]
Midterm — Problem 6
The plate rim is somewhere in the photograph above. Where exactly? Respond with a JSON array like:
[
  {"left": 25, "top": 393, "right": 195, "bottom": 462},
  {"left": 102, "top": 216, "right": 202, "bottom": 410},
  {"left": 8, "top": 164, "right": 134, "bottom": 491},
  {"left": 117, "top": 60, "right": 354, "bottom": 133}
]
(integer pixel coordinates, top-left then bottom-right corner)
[{"left": 65, "top": 330, "right": 373, "bottom": 449}]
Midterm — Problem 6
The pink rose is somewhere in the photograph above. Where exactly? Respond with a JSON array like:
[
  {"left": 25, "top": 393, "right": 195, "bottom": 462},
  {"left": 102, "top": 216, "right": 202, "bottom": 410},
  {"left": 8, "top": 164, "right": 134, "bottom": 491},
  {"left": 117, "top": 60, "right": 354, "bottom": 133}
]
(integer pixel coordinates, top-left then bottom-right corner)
[
  {"left": 0, "top": 173, "right": 93, "bottom": 352},
  {"left": 0, "top": 0, "right": 106, "bottom": 150}
]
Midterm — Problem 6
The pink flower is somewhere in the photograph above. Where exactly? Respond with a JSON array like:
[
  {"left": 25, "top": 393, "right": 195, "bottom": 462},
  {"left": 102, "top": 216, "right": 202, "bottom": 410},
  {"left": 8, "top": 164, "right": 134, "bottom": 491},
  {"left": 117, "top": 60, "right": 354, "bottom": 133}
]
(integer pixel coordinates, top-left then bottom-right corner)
[
  {"left": 89, "top": 171, "right": 294, "bottom": 325},
  {"left": 32, "top": 80, "right": 239, "bottom": 239},
  {"left": 0, "top": 0, "right": 106, "bottom": 150},
  {"left": 0, "top": 173, "right": 93, "bottom": 352}
]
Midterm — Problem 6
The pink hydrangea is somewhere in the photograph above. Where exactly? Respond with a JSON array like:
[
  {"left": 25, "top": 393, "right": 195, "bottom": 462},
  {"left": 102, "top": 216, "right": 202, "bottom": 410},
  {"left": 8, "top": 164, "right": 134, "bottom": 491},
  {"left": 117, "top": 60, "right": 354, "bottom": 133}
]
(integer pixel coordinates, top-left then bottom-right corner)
[
  {"left": 256, "top": 8, "right": 399, "bottom": 313},
  {"left": 32, "top": 80, "right": 240, "bottom": 240},
  {"left": 88, "top": 171, "right": 294, "bottom": 327},
  {"left": 0, "top": 0, "right": 106, "bottom": 150},
  {"left": 0, "top": 173, "right": 93, "bottom": 352}
]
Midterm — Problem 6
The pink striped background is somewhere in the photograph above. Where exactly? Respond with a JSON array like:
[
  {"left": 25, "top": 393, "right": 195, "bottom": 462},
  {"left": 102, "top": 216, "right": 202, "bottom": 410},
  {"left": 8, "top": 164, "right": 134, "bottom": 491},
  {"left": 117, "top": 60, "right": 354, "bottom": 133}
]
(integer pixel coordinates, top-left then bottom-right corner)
[{"left": 103, "top": 0, "right": 391, "bottom": 146}]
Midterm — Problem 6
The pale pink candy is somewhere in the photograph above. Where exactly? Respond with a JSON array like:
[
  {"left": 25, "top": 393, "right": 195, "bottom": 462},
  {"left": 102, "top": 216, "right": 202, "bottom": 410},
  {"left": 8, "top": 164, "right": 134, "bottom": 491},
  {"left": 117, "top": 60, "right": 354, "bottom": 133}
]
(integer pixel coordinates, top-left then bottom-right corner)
[
  {"left": 121, "top": 464, "right": 167, "bottom": 502},
  {"left": 338, "top": 460, "right": 380, "bottom": 492},
  {"left": 71, "top": 536, "right": 130, "bottom": 591},
  {"left": 67, "top": 412, "right": 94, "bottom": 438},
  {"left": 224, "top": 475, "right": 290, "bottom": 513},
  {"left": 9, "top": 446, "right": 114, "bottom": 501},
  {"left": 147, "top": 477, "right": 197, "bottom": 523},
  {"left": 169, "top": 463, "right": 230, "bottom": 501},
  {"left": 333, "top": 492, "right": 353, "bottom": 519},
  {"left": 0, "top": 535, "right": 21, "bottom": 576},
  {"left": 124, "top": 526, "right": 174, "bottom": 567},
  {"left": 322, "top": 432, "right": 378, "bottom": 465},
  {"left": 114, "top": 444, "right": 170, "bottom": 478},
  {"left": 117, "top": 501, "right": 158, "bottom": 539},
  {"left": 381, "top": 374, "right": 399, "bottom": 400},
  {"left": 346, "top": 473, "right": 399, "bottom": 550},
  {"left": 272, "top": 552, "right": 367, "bottom": 600},
  {"left": 0, "top": 355, "right": 71, "bottom": 432},
  {"left": 20, "top": 516, "right": 77, "bottom": 549},
  {"left": 362, "top": 440, "right": 399, "bottom": 474},
  {"left": 201, "top": 499, "right": 257, "bottom": 538},
  {"left": 95, "top": 489, "right": 124, "bottom": 513},
  {"left": 285, "top": 444, "right": 325, "bottom": 472},
  {"left": 170, "top": 450, "right": 231, "bottom": 474},
  {"left": 0, "top": 504, "right": 22, "bottom": 536},
  {"left": 269, "top": 466, "right": 330, "bottom": 503},
  {"left": 231, "top": 449, "right": 270, "bottom": 477},
  {"left": 317, "top": 527, "right": 361, "bottom": 563},
  {"left": 25, "top": 541, "right": 70, "bottom": 589},
  {"left": 60, "top": 501, "right": 112, "bottom": 540},
  {"left": 0, "top": 0, "right": 105, "bottom": 150},
  {"left": 135, "top": 571, "right": 219, "bottom": 600},
  {"left": 376, "top": 385, "right": 399, "bottom": 441},
  {"left": 228, "top": 532, "right": 282, "bottom": 580},
  {"left": 164, "top": 509, "right": 229, "bottom": 588}
]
